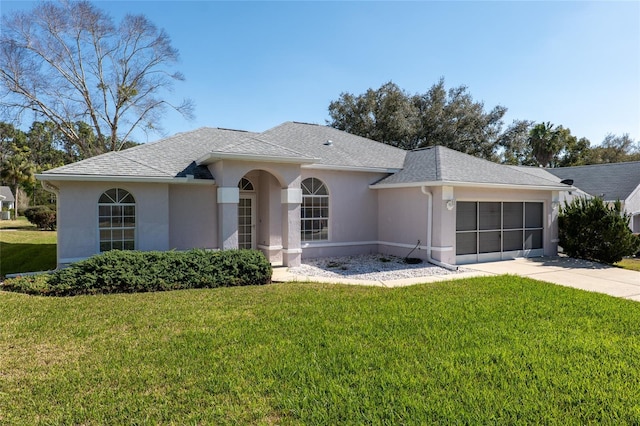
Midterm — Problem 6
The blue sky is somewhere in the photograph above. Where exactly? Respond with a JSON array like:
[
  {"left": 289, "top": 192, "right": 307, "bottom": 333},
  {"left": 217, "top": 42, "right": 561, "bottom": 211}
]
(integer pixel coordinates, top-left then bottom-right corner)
[{"left": 2, "top": 1, "right": 639, "bottom": 146}]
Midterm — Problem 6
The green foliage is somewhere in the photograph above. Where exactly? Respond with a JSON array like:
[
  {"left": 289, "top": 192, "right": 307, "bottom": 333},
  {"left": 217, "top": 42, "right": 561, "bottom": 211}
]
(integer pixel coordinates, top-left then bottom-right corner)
[
  {"left": 23, "top": 205, "right": 56, "bottom": 230},
  {"left": 559, "top": 197, "right": 640, "bottom": 264},
  {"left": 2, "top": 278, "right": 640, "bottom": 423},
  {"left": 0, "top": 273, "right": 52, "bottom": 295},
  {"left": 328, "top": 79, "right": 510, "bottom": 159},
  {"left": 2, "top": 249, "right": 272, "bottom": 296}
]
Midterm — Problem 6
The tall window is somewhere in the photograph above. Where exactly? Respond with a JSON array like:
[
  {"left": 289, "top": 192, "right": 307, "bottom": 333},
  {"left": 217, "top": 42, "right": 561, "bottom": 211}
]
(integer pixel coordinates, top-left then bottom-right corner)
[
  {"left": 98, "top": 188, "right": 135, "bottom": 252},
  {"left": 301, "top": 177, "right": 328, "bottom": 241}
]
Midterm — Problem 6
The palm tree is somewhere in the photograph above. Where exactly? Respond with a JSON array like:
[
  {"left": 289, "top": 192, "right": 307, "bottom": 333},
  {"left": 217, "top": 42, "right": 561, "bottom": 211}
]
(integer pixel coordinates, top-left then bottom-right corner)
[
  {"left": 529, "top": 122, "right": 560, "bottom": 167},
  {"left": 0, "top": 145, "right": 35, "bottom": 217}
]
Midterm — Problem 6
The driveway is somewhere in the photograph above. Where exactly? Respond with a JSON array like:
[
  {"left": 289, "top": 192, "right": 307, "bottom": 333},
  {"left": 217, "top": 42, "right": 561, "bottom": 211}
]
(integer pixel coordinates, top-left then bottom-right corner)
[
  {"left": 467, "top": 257, "right": 640, "bottom": 301},
  {"left": 274, "top": 256, "right": 640, "bottom": 301}
]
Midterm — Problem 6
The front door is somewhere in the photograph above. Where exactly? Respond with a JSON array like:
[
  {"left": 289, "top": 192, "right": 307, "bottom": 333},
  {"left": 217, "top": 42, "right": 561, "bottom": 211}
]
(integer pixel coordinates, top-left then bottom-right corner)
[{"left": 238, "top": 195, "right": 256, "bottom": 249}]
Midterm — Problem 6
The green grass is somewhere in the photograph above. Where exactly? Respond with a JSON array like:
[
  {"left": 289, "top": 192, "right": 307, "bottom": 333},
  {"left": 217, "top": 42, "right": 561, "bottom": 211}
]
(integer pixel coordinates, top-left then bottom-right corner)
[
  {"left": 617, "top": 258, "right": 640, "bottom": 272},
  {"left": 0, "top": 217, "right": 57, "bottom": 276},
  {"left": 2, "top": 277, "right": 640, "bottom": 424}
]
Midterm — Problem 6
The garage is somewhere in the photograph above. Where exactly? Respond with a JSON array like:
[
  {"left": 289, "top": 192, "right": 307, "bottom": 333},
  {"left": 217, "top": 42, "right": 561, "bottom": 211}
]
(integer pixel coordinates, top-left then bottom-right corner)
[{"left": 456, "top": 201, "right": 544, "bottom": 264}]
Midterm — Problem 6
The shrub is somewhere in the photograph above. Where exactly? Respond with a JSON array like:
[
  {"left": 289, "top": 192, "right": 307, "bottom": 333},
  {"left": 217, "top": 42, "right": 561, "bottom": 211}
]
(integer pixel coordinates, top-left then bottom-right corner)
[
  {"left": 1, "top": 249, "right": 272, "bottom": 296},
  {"left": 23, "top": 205, "right": 56, "bottom": 230},
  {"left": 0, "top": 273, "right": 52, "bottom": 295},
  {"left": 559, "top": 197, "right": 640, "bottom": 264}
]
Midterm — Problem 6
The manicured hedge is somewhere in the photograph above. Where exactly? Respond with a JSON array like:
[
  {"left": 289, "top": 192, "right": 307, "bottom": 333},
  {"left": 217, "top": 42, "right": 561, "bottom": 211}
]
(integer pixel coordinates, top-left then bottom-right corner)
[{"left": 1, "top": 249, "right": 272, "bottom": 296}]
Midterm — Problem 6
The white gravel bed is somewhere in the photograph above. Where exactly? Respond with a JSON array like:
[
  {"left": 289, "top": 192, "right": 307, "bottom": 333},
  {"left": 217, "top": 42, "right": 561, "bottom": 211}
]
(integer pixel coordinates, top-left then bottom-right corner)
[{"left": 288, "top": 254, "right": 466, "bottom": 281}]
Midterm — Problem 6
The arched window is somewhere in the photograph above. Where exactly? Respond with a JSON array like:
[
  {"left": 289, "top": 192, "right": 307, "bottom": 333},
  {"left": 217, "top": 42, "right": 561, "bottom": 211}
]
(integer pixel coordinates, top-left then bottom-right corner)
[
  {"left": 301, "top": 177, "right": 328, "bottom": 241},
  {"left": 238, "top": 177, "right": 254, "bottom": 191},
  {"left": 98, "top": 188, "right": 135, "bottom": 252}
]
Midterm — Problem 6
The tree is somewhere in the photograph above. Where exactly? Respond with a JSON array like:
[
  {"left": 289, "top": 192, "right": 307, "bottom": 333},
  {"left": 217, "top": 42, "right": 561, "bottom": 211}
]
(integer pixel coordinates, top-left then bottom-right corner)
[
  {"left": 0, "top": 122, "right": 26, "bottom": 162},
  {"left": 327, "top": 82, "right": 420, "bottom": 150},
  {"left": 0, "top": 144, "right": 35, "bottom": 216},
  {"left": 529, "top": 122, "right": 560, "bottom": 167},
  {"left": 559, "top": 197, "right": 640, "bottom": 264},
  {"left": 525, "top": 122, "right": 592, "bottom": 168},
  {"left": 0, "top": 0, "right": 193, "bottom": 159},
  {"left": 327, "top": 79, "right": 510, "bottom": 160},
  {"left": 588, "top": 134, "right": 640, "bottom": 164},
  {"left": 413, "top": 79, "right": 507, "bottom": 160}
]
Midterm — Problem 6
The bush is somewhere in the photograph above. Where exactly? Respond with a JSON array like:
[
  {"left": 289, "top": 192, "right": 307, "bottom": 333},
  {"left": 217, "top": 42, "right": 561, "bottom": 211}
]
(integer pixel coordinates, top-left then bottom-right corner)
[
  {"left": 1, "top": 249, "right": 272, "bottom": 296},
  {"left": 23, "top": 205, "right": 56, "bottom": 230},
  {"left": 0, "top": 273, "right": 52, "bottom": 295},
  {"left": 559, "top": 197, "right": 640, "bottom": 264}
]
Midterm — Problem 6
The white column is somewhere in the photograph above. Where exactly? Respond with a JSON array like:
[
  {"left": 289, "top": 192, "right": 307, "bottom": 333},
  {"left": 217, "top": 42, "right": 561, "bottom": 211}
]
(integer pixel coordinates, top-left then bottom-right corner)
[
  {"left": 217, "top": 187, "right": 239, "bottom": 250},
  {"left": 281, "top": 188, "right": 302, "bottom": 267}
]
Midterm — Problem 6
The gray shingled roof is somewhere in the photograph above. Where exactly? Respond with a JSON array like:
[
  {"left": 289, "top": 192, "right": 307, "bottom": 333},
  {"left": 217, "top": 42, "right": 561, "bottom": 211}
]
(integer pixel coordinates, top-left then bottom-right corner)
[
  {"left": 41, "top": 122, "right": 406, "bottom": 180},
  {"left": 260, "top": 122, "right": 406, "bottom": 170},
  {"left": 375, "top": 146, "right": 568, "bottom": 188},
  {"left": 0, "top": 186, "right": 15, "bottom": 201},
  {"left": 42, "top": 127, "right": 261, "bottom": 179},
  {"left": 546, "top": 161, "right": 640, "bottom": 201}
]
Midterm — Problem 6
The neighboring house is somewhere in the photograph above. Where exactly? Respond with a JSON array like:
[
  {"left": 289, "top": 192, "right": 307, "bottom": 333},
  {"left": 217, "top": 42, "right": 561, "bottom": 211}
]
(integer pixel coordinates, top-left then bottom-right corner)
[
  {"left": 0, "top": 186, "right": 15, "bottom": 219},
  {"left": 36, "top": 122, "right": 572, "bottom": 268},
  {"left": 546, "top": 162, "right": 640, "bottom": 233}
]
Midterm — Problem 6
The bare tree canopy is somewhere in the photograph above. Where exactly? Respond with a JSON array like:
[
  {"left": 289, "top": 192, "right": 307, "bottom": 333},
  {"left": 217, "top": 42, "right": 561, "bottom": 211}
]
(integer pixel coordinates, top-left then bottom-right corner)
[{"left": 0, "top": 0, "right": 193, "bottom": 158}]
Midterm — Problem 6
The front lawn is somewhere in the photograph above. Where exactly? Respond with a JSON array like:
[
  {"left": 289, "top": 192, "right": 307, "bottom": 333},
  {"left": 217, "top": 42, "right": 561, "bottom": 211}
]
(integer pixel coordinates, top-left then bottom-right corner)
[
  {"left": 617, "top": 258, "right": 640, "bottom": 272},
  {"left": 2, "top": 277, "right": 639, "bottom": 424},
  {"left": 0, "top": 217, "right": 56, "bottom": 276}
]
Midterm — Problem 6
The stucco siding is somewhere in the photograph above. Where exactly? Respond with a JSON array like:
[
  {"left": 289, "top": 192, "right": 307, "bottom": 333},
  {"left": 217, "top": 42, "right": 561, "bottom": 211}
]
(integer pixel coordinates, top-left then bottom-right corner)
[
  {"left": 169, "top": 184, "right": 217, "bottom": 250},
  {"left": 56, "top": 181, "right": 170, "bottom": 265},
  {"left": 377, "top": 187, "right": 430, "bottom": 260},
  {"left": 300, "top": 169, "right": 384, "bottom": 258}
]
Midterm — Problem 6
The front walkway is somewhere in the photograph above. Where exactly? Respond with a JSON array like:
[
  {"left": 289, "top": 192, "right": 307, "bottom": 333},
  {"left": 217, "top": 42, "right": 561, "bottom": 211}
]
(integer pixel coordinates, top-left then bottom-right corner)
[{"left": 272, "top": 256, "right": 640, "bottom": 301}]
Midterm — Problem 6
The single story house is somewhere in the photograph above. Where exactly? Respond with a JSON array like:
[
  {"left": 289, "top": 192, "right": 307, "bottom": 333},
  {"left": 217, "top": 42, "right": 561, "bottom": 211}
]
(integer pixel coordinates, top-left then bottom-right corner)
[
  {"left": 0, "top": 186, "right": 15, "bottom": 219},
  {"left": 546, "top": 162, "right": 640, "bottom": 233},
  {"left": 37, "top": 122, "right": 573, "bottom": 268}
]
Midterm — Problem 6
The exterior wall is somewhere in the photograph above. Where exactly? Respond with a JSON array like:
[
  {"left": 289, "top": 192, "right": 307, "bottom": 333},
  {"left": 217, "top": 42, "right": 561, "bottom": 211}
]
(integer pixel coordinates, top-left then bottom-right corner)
[
  {"left": 300, "top": 169, "right": 385, "bottom": 259},
  {"left": 377, "top": 187, "right": 430, "bottom": 260},
  {"left": 169, "top": 184, "right": 217, "bottom": 250},
  {"left": 376, "top": 185, "right": 559, "bottom": 265},
  {"left": 625, "top": 184, "right": 640, "bottom": 233},
  {"left": 56, "top": 181, "right": 170, "bottom": 266}
]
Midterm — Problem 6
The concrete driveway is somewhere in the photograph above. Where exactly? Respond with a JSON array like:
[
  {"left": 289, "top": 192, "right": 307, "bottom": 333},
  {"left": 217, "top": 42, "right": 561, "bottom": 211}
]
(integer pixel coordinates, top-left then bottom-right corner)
[
  {"left": 273, "top": 256, "right": 640, "bottom": 302},
  {"left": 467, "top": 257, "right": 640, "bottom": 301}
]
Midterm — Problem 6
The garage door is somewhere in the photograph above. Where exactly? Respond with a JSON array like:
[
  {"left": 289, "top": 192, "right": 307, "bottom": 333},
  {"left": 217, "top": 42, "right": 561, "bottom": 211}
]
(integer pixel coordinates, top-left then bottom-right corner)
[{"left": 456, "top": 201, "right": 544, "bottom": 264}]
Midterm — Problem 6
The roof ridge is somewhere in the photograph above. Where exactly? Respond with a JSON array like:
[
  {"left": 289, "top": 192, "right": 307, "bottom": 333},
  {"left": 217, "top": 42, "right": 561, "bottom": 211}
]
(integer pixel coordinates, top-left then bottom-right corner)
[{"left": 549, "top": 160, "right": 640, "bottom": 170}]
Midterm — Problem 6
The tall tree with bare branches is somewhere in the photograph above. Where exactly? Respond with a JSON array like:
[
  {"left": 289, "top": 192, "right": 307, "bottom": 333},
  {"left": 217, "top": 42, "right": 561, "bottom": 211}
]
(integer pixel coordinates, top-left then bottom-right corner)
[{"left": 0, "top": 0, "right": 193, "bottom": 159}]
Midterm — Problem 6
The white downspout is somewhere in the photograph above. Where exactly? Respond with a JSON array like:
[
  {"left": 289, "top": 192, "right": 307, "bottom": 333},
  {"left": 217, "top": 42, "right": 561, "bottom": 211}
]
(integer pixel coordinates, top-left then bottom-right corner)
[{"left": 421, "top": 186, "right": 458, "bottom": 271}]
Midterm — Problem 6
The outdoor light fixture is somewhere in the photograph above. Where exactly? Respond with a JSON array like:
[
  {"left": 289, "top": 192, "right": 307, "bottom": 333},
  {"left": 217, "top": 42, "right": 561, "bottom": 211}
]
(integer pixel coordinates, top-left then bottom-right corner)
[{"left": 446, "top": 199, "right": 456, "bottom": 210}]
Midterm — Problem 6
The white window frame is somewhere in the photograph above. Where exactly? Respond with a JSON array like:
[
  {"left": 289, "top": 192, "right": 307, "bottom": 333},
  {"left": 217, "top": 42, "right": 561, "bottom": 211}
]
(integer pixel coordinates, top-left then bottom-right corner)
[
  {"left": 98, "top": 188, "right": 136, "bottom": 252},
  {"left": 301, "top": 177, "right": 329, "bottom": 242}
]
